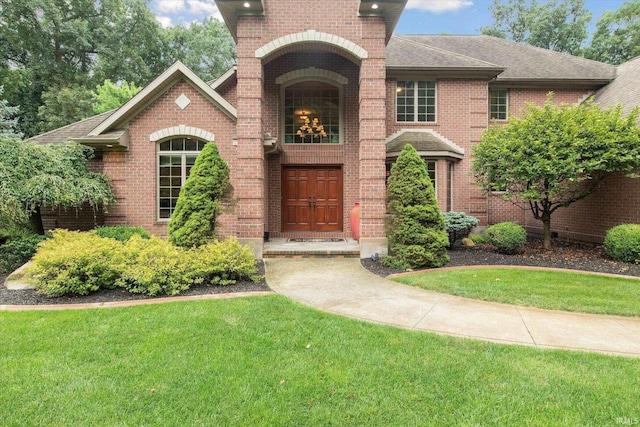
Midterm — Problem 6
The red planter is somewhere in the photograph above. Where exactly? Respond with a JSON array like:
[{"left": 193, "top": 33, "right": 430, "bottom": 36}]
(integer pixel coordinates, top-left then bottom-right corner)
[{"left": 350, "top": 202, "right": 361, "bottom": 241}]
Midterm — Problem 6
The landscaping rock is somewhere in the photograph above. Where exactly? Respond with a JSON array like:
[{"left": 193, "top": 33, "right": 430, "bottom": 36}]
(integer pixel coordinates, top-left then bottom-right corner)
[
  {"left": 462, "top": 237, "right": 475, "bottom": 247},
  {"left": 5, "top": 262, "right": 36, "bottom": 290}
]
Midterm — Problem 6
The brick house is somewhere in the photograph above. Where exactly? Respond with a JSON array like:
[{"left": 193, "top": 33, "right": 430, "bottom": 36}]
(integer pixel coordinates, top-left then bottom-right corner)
[{"left": 28, "top": 0, "right": 639, "bottom": 256}]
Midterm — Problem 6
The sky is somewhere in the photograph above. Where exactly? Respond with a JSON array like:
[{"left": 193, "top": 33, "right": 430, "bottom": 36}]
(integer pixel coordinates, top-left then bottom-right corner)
[{"left": 149, "top": 0, "right": 629, "bottom": 36}]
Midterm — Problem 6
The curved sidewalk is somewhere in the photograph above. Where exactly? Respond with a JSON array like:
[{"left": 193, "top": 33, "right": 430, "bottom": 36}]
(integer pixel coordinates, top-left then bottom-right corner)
[{"left": 264, "top": 258, "right": 640, "bottom": 358}]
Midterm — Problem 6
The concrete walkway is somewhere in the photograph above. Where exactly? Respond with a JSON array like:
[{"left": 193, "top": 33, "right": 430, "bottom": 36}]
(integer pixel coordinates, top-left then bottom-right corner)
[{"left": 264, "top": 258, "right": 640, "bottom": 358}]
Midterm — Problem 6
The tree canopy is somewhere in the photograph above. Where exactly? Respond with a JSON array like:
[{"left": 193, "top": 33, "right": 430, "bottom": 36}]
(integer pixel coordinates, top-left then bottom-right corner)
[
  {"left": 0, "top": 86, "right": 22, "bottom": 139},
  {"left": 585, "top": 0, "right": 640, "bottom": 65},
  {"left": 92, "top": 80, "right": 142, "bottom": 115},
  {"left": 472, "top": 95, "right": 640, "bottom": 249},
  {"left": 0, "top": 139, "right": 114, "bottom": 234},
  {"left": 0, "top": 0, "right": 236, "bottom": 137}
]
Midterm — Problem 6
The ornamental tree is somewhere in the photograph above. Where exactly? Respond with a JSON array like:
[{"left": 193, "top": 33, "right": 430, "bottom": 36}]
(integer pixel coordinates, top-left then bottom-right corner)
[
  {"left": 0, "top": 139, "right": 114, "bottom": 234},
  {"left": 384, "top": 144, "right": 449, "bottom": 269},
  {"left": 473, "top": 95, "right": 640, "bottom": 250},
  {"left": 168, "top": 143, "right": 232, "bottom": 249}
]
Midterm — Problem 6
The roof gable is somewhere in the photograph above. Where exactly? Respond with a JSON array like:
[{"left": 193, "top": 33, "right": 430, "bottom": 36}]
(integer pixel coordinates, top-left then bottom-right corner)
[{"left": 90, "top": 61, "right": 237, "bottom": 136}]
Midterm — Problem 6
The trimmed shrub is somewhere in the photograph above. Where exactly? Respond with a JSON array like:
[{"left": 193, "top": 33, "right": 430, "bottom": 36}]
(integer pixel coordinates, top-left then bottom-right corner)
[
  {"left": 384, "top": 144, "right": 449, "bottom": 269},
  {"left": 604, "top": 224, "right": 640, "bottom": 263},
  {"left": 93, "top": 225, "right": 151, "bottom": 242},
  {"left": 116, "top": 236, "right": 192, "bottom": 296},
  {"left": 0, "top": 233, "right": 48, "bottom": 273},
  {"left": 443, "top": 212, "right": 479, "bottom": 248},
  {"left": 28, "top": 230, "right": 125, "bottom": 297},
  {"left": 191, "top": 238, "right": 260, "bottom": 285},
  {"left": 487, "top": 222, "right": 527, "bottom": 254},
  {"left": 169, "top": 143, "right": 233, "bottom": 248},
  {"left": 469, "top": 234, "right": 489, "bottom": 244}
]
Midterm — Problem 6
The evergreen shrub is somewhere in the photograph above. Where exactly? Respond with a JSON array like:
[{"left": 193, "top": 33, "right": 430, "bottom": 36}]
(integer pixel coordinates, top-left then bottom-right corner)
[
  {"left": 487, "top": 222, "right": 527, "bottom": 254},
  {"left": 169, "top": 143, "right": 232, "bottom": 248},
  {"left": 383, "top": 144, "right": 449, "bottom": 269},
  {"left": 0, "top": 234, "right": 48, "bottom": 273},
  {"left": 604, "top": 224, "right": 640, "bottom": 263},
  {"left": 191, "top": 238, "right": 260, "bottom": 285},
  {"left": 93, "top": 225, "right": 151, "bottom": 242},
  {"left": 443, "top": 212, "right": 479, "bottom": 248}
]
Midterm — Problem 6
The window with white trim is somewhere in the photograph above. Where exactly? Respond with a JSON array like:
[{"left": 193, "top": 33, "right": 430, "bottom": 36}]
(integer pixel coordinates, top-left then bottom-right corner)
[
  {"left": 396, "top": 81, "right": 436, "bottom": 122},
  {"left": 490, "top": 89, "right": 508, "bottom": 120},
  {"left": 157, "top": 137, "right": 206, "bottom": 219}
]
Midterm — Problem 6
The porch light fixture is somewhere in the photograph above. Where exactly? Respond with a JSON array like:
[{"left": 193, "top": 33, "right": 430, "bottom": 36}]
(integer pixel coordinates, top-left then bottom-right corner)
[
  {"left": 243, "top": 2, "right": 251, "bottom": 8},
  {"left": 371, "top": 3, "right": 379, "bottom": 9},
  {"left": 297, "top": 112, "right": 327, "bottom": 141}
]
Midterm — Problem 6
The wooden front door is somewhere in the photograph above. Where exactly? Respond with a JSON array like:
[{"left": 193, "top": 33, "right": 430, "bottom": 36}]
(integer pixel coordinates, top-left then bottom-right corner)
[{"left": 282, "top": 166, "right": 343, "bottom": 232}]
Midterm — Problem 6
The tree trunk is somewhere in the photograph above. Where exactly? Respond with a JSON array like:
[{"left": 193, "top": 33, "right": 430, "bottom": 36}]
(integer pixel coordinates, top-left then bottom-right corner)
[
  {"left": 29, "top": 206, "right": 45, "bottom": 235},
  {"left": 542, "top": 212, "right": 552, "bottom": 250}
]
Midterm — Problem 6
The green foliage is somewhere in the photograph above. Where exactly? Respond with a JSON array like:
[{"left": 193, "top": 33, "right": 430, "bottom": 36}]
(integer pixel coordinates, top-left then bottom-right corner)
[
  {"left": 29, "top": 230, "right": 125, "bottom": 297},
  {"left": 443, "top": 212, "right": 479, "bottom": 248},
  {"left": 487, "top": 222, "right": 527, "bottom": 254},
  {"left": 0, "top": 138, "right": 114, "bottom": 233},
  {"left": 27, "top": 231, "right": 259, "bottom": 297},
  {"left": 469, "top": 234, "right": 489, "bottom": 244},
  {"left": 191, "top": 238, "right": 260, "bottom": 285},
  {"left": 585, "top": 1, "right": 640, "bottom": 64},
  {"left": 480, "top": 0, "right": 590, "bottom": 55},
  {"left": 384, "top": 144, "right": 449, "bottom": 269},
  {"left": 93, "top": 226, "right": 151, "bottom": 242},
  {"left": 116, "top": 236, "right": 191, "bottom": 296},
  {"left": 0, "top": 233, "right": 48, "bottom": 273},
  {"left": 37, "top": 85, "right": 94, "bottom": 132},
  {"left": 0, "top": 85, "right": 22, "bottom": 139},
  {"left": 169, "top": 143, "right": 233, "bottom": 248},
  {"left": 92, "top": 80, "right": 142, "bottom": 114},
  {"left": 165, "top": 17, "right": 237, "bottom": 82},
  {"left": 473, "top": 95, "right": 640, "bottom": 249},
  {"left": 603, "top": 224, "right": 640, "bottom": 263}
]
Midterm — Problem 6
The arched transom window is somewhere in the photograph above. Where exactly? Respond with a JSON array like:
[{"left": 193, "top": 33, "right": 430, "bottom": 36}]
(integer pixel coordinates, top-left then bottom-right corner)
[
  {"left": 157, "top": 137, "right": 206, "bottom": 219},
  {"left": 284, "top": 81, "right": 340, "bottom": 144}
]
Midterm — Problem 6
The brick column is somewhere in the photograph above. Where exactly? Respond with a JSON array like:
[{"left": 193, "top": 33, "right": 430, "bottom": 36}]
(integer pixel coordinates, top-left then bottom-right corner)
[
  {"left": 236, "top": 46, "right": 265, "bottom": 258},
  {"left": 358, "top": 54, "right": 387, "bottom": 258}
]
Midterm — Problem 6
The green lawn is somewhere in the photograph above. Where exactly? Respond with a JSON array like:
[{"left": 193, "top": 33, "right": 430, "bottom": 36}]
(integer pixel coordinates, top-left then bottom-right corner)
[
  {"left": 392, "top": 268, "right": 640, "bottom": 317},
  {"left": 1, "top": 295, "right": 639, "bottom": 426}
]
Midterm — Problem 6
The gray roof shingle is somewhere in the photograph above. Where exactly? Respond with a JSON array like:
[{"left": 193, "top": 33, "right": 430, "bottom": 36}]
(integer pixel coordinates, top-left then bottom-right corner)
[
  {"left": 386, "top": 129, "right": 464, "bottom": 159},
  {"left": 594, "top": 56, "right": 640, "bottom": 125},
  {"left": 387, "top": 35, "right": 616, "bottom": 82},
  {"left": 26, "top": 110, "right": 116, "bottom": 145}
]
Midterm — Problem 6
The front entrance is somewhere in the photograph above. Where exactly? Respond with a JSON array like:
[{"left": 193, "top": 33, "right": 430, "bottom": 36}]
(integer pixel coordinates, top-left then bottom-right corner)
[{"left": 282, "top": 166, "right": 343, "bottom": 232}]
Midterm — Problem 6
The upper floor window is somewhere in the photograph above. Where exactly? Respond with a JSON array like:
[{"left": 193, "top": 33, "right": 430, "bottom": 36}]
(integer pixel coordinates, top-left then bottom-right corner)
[
  {"left": 284, "top": 81, "right": 340, "bottom": 144},
  {"left": 396, "top": 81, "right": 436, "bottom": 122},
  {"left": 490, "top": 89, "right": 508, "bottom": 120},
  {"left": 157, "top": 137, "right": 206, "bottom": 219}
]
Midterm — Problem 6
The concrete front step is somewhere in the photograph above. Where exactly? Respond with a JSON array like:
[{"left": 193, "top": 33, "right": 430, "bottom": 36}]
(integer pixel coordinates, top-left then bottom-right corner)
[
  {"left": 262, "top": 238, "right": 361, "bottom": 258},
  {"left": 263, "top": 251, "right": 360, "bottom": 258}
]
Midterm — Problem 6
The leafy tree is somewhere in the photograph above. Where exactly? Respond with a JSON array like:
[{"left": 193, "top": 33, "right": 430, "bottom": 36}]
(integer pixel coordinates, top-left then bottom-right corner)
[
  {"left": 384, "top": 144, "right": 449, "bottom": 269},
  {"left": 165, "top": 17, "right": 237, "bottom": 82},
  {"left": 0, "top": 86, "right": 22, "bottom": 139},
  {"left": 37, "top": 85, "right": 94, "bottom": 133},
  {"left": 169, "top": 143, "right": 233, "bottom": 249},
  {"left": 473, "top": 95, "right": 640, "bottom": 250},
  {"left": 585, "top": 1, "right": 640, "bottom": 65},
  {"left": 0, "top": 139, "right": 114, "bottom": 234},
  {"left": 480, "top": 0, "right": 591, "bottom": 55},
  {"left": 92, "top": 80, "right": 142, "bottom": 114}
]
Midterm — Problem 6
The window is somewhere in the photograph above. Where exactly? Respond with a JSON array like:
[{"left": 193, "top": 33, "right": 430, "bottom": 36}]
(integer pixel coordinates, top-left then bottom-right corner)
[
  {"left": 447, "top": 162, "right": 453, "bottom": 211},
  {"left": 157, "top": 137, "right": 206, "bottom": 219},
  {"left": 284, "top": 81, "right": 340, "bottom": 144},
  {"left": 396, "top": 81, "right": 436, "bottom": 122},
  {"left": 490, "top": 89, "right": 508, "bottom": 120}
]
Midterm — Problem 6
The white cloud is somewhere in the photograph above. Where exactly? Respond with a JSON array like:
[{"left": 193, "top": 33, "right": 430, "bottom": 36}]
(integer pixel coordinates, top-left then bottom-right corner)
[
  {"left": 406, "top": 0, "right": 473, "bottom": 13},
  {"left": 155, "top": 0, "right": 186, "bottom": 14},
  {"left": 186, "top": 0, "right": 219, "bottom": 15},
  {"left": 155, "top": 15, "right": 174, "bottom": 28}
]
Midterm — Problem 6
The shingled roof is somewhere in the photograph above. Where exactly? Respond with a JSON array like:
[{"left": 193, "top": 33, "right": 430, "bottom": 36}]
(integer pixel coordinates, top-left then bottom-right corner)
[
  {"left": 387, "top": 35, "right": 616, "bottom": 82},
  {"left": 386, "top": 129, "right": 464, "bottom": 160},
  {"left": 594, "top": 56, "right": 640, "bottom": 125},
  {"left": 26, "top": 110, "right": 115, "bottom": 145}
]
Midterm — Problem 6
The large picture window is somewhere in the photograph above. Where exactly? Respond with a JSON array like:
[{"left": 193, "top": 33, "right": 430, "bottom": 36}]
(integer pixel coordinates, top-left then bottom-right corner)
[
  {"left": 284, "top": 81, "right": 340, "bottom": 144},
  {"left": 396, "top": 81, "right": 436, "bottom": 122},
  {"left": 157, "top": 137, "right": 206, "bottom": 219}
]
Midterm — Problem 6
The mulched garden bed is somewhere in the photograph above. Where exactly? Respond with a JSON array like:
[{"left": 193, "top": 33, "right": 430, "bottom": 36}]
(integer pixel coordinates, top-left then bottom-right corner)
[
  {"left": 0, "top": 262, "right": 270, "bottom": 306},
  {"left": 362, "top": 238, "right": 640, "bottom": 278}
]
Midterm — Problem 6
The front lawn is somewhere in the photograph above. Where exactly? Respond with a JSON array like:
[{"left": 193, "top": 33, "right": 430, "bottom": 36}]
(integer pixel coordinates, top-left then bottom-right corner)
[
  {"left": 392, "top": 267, "right": 640, "bottom": 316},
  {"left": 1, "top": 295, "right": 639, "bottom": 425}
]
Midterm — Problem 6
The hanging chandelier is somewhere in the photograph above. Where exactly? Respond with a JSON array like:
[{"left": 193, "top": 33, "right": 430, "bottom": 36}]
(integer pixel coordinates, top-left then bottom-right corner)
[{"left": 296, "top": 112, "right": 327, "bottom": 141}]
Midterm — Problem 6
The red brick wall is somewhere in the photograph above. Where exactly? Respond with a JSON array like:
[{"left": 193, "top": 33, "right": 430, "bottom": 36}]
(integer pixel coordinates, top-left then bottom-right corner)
[{"left": 102, "top": 80, "right": 237, "bottom": 238}]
